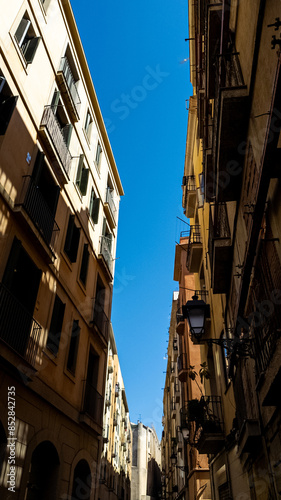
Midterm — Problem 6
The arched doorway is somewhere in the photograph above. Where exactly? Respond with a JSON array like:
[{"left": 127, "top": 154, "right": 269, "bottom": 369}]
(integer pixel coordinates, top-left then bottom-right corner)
[
  {"left": 71, "top": 459, "right": 91, "bottom": 500},
  {"left": 25, "top": 441, "right": 59, "bottom": 500}
]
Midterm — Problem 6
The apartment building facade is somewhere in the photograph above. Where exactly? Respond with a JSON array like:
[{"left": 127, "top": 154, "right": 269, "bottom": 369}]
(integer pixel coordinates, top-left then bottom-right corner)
[
  {"left": 162, "top": 281, "right": 210, "bottom": 500},
  {"left": 0, "top": 0, "right": 123, "bottom": 498},
  {"left": 99, "top": 326, "right": 132, "bottom": 499},
  {"left": 131, "top": 422, "right": 161, "bottom": 500},
  {"left": 178, "top": 0, "right": 281, "bottom": 499}
]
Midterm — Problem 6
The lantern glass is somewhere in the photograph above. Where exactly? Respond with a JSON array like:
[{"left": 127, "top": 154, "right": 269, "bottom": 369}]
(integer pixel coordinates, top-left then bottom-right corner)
[{"left": 182, "top": 295, "right": 209, "bottom": 340}]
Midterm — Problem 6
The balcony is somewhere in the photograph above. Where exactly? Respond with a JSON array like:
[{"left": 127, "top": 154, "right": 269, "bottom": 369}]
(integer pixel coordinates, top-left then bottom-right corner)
[
  {"left": 206, "top": 4, "right": 222, "bottom": 99},
  {"left": 91, "top": 301, "right": 109, "bottom": 344},
  {"left": 214, "top": 53, "right": 249, "bottom": 202},
  {"left": 98, "top": 236, "right": 113, "bottom": 280},
  {"left": 15, "top": 176, "right": 59, "bottom": 258},
  {"left": 177, "top": 353, "right": 188, "bottom": 382},
  {"left": 0, "top": 283, "right": 42, "bottom": 368},
  {"left": 182, "top": 176, "right": 196, "bottom": 218},
  {"left": 194, "top": 396, "right": 224, "bottom": 454},
  {"left": 176, "top": 308, "right": 185, "bottom": 335},
  {"left": 208, "top": 203, "right": 232, "bottom": 294},
  {"left": 186, "top": 225, "right": 203, "bottom": 273},
  {"left": 104, "top": 188, "right": 117, "bottom": 228},
  {"left": 82, "top": 380, "right": 104, "bottom": 426},
  {"left": 57, "top": 56, "right": 81, "bottom": 122},
  {"left": 39, "top": 106, "right": 72, "bottom": 185},
  {"left": 253, "top": 311, "right": 281, "bottom": 383}
]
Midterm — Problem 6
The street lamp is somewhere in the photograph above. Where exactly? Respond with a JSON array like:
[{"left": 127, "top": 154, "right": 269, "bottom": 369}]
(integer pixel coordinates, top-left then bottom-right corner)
[
  {"left": 182, "top": 295, "right": 210, "bottom": 341},
  {"left": 170, "top": 452, "right": 177, "bottom": 465}
]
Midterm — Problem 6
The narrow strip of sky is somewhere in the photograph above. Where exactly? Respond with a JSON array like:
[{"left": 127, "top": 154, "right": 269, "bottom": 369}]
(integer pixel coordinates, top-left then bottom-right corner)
[{"left": 70, "top": 0, "right": 192, "bottom": 439}]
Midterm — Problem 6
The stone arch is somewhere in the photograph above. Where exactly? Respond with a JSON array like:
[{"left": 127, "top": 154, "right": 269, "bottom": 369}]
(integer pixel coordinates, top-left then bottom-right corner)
[
  {"left": 25, "top": 440, "right": 60, "bottom": 500},
  {"left": 71, "top": 459, "right": 92, "bottom": 500}
]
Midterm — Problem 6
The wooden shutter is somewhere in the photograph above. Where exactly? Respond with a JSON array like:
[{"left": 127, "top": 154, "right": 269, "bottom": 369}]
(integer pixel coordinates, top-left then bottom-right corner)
[
  {"left": 32, "top": 151, "right": 45, "bottom": 183},
  {"left": 90, "top": 192, "right": 100, "bottom": 224},
  {"left": 46, "top": 295, "right": 65, "bottom": 355},
  {"left": 70, "top": 224, "right": 80, "bottom": 262},
  {"left": 107, "top": 233, "right": 113, "bottom": 253},
  {"left": 15, "top": 18, "right": 30, "bottom": 45},
  {"left": 23, "top": 37, "right": 40, "bottom": 64},
  {"left": 76, "top": 154, "right": 84, "bottom": 187},
  {"left": 79, "top": 244, "right": 89, "bottom": 285},
  {"left": 64, "top": 215, "right": 75, "bottom": 255},
  {"left": 51, "top": 90, "right": 60, "bottom": 114},
  {"left": 80, "top": 168, "right": 89, "bottom": 196},
  {"left": 0, "top": 96, "right": 18, "bottom": 135}
]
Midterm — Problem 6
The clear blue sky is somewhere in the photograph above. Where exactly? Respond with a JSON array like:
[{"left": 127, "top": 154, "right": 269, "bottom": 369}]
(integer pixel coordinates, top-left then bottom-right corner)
[{"left": 70, "top": 0, "right": 192, "bottom": 439}]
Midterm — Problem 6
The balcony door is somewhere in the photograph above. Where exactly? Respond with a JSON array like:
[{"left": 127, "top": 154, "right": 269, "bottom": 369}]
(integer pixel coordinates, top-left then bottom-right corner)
[
  {"left": 1, "top": 237, "right": 41, "bottom": 355},
  {"left": 32, "top": 152, "right": 60, "bottom": 217}
]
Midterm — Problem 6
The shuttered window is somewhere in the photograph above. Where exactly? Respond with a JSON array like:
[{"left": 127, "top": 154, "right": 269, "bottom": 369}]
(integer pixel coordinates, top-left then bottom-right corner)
[
  {"left": 46, "top": 295, "right": 65, "bottom": 355},
  {"left": 89, "top": 190, "right": 100, "bottom": 224},
  {"left": 15, "top": 14, "right": 40, "bottom": 64},
  {"left": 64, "top": 215, "right": 80, "bottom": 263},
  {"left": 67, "top": 320, "right": 80, "bottom": 374},
  {"left": 79, "top": 244, "right": 90, "bottom": 286},
  {"left": 76, "top": 155, "right": 89, "bottom": 196}
]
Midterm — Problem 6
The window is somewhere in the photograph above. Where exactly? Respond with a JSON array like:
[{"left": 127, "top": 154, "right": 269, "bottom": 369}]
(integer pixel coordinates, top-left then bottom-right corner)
[
  {"left": 79, "top": 244, "right": 90, "bottom": 286},
  {"left": 89, "top": 190, "right": 100, "bottom": 224},
  {"left": 46, "top": 295, "right": 65, "bottom": 355},
  {"left": 84, "top": 110, "right": 92, "bottom": 140},
  {"left": 0, "top": 73, "right": 18, "bottom": 135},
  {"left": 67, "top": 319, "right": 80, "bottom": 374},
  {"left": 14, "top": 13, "right": 40, "bottom": 64},
  {"left": 76, "top": 155, "right": 89, "bottom": 196},
  {"left": 64, "top": 214, "right": 80, "bottom": 262},
  {"left": 95, "top": 142, "right": 102, "bottom": 168},
  {"left": 51, "top": 90, "right": 73, "bottom": 147}
]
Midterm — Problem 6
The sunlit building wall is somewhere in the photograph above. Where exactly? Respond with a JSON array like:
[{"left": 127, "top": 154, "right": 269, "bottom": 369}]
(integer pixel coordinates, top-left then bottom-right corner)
[
  {"left": 0, "top": 0, "right": 123, "bottom": 498},
  {"left": 99, "top": 325, "right": 132, "bottom": 499},
  {"left": 180, "top": 0, "right": 281, "bottom": 498}
]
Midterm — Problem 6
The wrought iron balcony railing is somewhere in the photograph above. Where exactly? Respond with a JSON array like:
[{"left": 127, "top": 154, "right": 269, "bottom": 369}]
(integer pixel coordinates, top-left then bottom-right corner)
[
  {"left": 16, "top": 176, "right": 59, "bottom": 250},
  {"left": 91, "top": 301, "right": 109, "bottom": 343},
  {"left": 105, "top": 188, "right": 117, "bottom": 225},
  {"left": 99, "top": 236, "right": 113, "bottom": 275},
  {"left": 40, "top": 106, "right": 72, "bottom": 176},
  {"left": 208, "top": 202, "right": 231, "bottom": 266},
  {"left": 0, "top": 283, "right": 42, "bottom": 367},
  {"left": 82, "top": 380, "right": 104, "bottom": 425},
  {"left": 58, "top": 56, "right": 81, "bottom": 114}
]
